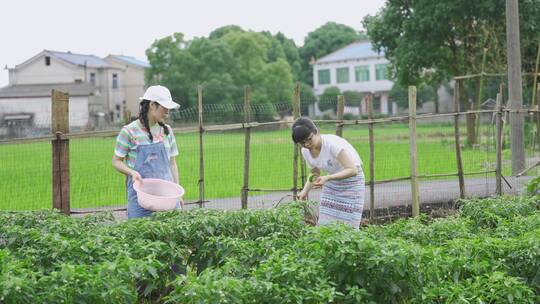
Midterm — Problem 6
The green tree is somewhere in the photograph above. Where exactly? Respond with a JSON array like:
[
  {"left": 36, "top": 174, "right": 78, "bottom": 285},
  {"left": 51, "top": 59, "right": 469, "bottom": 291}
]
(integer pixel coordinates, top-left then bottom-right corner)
[
  {"left": 208, "top": 25, "right": 244, "bottom": 40},
  {"left": 145, "top": 33, "right": 198, "bottom": 108},
  {"left": 318, "top": 86, "right": 341, "bottom": 112},
  {"left": 363, "top": 0, "right": 540, "bottom": 143},
  {"left": 389, "top": 83, "right": 437, "bottom": 110},
  {"left": 274, "top": 32, "right": 302, "bottom": 81},
  {"left": 146, "top": 29, "right": 296, "bottom": 122},
  {"left": 342, "top": 91, "right": 364, "bottom": 107},
  {"left": 299, "top": 22, "right": 362, "bottom": 85},
  {"left": 299, "top": 83, "right": 317, "bottom": 116}
]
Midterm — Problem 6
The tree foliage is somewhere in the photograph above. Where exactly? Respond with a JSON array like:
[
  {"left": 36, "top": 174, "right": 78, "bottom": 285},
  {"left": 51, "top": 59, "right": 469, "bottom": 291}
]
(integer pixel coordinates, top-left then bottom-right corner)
[
  {"left": 389, "top": 83, "right": 437, "bottom": 109},
  {"left": 363, "top": 0, "right": 540, "bottom": 86},
  {"left": 145, "top": 26, "right": 296, "bottom": 118}
]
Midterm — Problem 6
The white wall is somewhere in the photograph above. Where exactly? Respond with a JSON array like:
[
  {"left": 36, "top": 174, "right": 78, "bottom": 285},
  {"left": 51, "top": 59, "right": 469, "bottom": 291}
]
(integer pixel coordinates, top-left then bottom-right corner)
[
  {"left": 0, "top": 96, "right": 89, "bottom": 128},
  {"left": 13, "top": 55, "right": 83, "bottom": 85},
  {"left": 313, "top": 57, "right": 393, "bottom": 95},
  {"left": 104, "top": 57, "right": 145, "bottom": 117}
]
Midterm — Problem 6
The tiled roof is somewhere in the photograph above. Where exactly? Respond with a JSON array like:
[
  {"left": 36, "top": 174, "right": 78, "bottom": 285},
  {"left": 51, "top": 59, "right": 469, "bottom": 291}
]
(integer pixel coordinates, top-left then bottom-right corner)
[
  {"left": 0, "top": 82, "right": 96, "bottom": 98},
  {"left": 109, "top": 55, "right": 150, "bottom": 68},
  {"left": 47, "top": 50, "right": 112, "bottom": 68},
  {"left": 315, "top": 41, "right": 385, "bottom": 64}
]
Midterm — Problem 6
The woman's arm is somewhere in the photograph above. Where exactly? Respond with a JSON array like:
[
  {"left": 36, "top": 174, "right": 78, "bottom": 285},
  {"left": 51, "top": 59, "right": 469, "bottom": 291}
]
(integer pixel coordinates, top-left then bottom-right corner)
[
  {"left": 169, "top": 157, "right": 184, "bottom": 208},
  {"left": 112, "top": 155, "right": 141, "bottom": 182},
  {"left": 170, "top": 157, "right": 179, "bottom": 184},
  {"left": 298, "top": 167, "right": 320, "bottom": 200},
  {"left": 312, "top": 150, "right": 357, "bottom": 186}
]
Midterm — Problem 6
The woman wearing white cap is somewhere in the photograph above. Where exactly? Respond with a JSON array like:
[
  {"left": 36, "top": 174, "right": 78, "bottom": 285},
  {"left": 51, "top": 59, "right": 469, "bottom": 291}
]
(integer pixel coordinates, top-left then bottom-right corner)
[{"left": 112, "top": 85, "right": 183, "bottom": 218}]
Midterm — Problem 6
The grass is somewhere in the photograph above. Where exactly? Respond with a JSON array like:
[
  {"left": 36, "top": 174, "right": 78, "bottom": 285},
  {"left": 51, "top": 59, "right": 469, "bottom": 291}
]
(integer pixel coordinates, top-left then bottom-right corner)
[{"left": 0, "top": 123, "right": 522, "bottom": 210}]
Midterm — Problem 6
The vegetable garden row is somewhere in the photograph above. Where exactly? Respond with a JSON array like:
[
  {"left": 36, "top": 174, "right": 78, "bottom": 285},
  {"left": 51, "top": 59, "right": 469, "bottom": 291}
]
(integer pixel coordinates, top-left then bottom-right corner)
[{"left": 1, "top": 195, "right": 539, "bottom": 303}]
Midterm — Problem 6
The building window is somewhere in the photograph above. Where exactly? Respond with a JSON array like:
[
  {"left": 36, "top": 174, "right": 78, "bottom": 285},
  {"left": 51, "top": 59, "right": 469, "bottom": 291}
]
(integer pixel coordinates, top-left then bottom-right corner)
[
  {"left": 112, "top": 73, "right": 118, "bottom": 89},
  {"left": 90, "top": 73, "right": 96, "bottom": 86},
  {"left": 336, "top": 67, "right": 349, "bottom": 83},
  {"left": 355, "top": 65, "right": 370, "bottom": 82},
  {"left": 318, "top": 69, "right": 330, "bottom": 85},
  {"left": 375, "top": 64, "right": 389, "bottom": 80},
  {"left": 45, "top": 56, "right": 51, "bottom": 66}
]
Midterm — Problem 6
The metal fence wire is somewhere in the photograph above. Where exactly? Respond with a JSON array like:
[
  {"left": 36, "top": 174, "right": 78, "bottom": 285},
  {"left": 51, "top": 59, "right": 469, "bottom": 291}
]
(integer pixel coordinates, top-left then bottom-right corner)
[{"left": 0, "top": 82, "right": 536, "bottom": 219}]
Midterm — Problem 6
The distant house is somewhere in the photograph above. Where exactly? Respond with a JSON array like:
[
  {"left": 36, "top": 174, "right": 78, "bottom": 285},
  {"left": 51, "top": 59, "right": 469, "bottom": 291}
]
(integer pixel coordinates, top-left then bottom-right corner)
[
  {"left": 0, "top": 50, "right": 149, "bottom": 137},
  {"left": 312, "top": 41, "right": 396, "bottom": 116},
  {"left": 104, "top": 55, "right": 150, "bottom": 118}
]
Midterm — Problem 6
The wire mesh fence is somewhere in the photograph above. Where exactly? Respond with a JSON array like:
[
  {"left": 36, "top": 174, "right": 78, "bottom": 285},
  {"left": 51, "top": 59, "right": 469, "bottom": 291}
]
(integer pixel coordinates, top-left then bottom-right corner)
[{"left": 0, "top": 81, "right": 538, "bottom": 219}]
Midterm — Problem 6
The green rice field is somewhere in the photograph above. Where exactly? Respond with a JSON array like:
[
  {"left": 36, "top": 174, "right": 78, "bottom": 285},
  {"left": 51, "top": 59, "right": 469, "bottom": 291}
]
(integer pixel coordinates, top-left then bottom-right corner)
[{"left": 0, "top": 123, "right": 520, "bottom": 210}]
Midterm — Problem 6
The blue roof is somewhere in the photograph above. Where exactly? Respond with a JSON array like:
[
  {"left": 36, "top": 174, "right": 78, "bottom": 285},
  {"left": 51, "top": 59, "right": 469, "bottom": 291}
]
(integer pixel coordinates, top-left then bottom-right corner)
[
  {"left": 316, "top": 41, "right": 385, "bottom": 64},
  {"left": 47, "top": 50, "right": 112, "bottom": 68},
  {"left": 110, "top": 55, "right": 150, "bottom": 68}
]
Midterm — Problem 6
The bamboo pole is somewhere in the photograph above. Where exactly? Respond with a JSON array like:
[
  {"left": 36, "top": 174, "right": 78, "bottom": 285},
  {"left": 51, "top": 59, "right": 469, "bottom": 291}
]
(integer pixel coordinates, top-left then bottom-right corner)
[
  {"left": 197, "top": 85, "right": 205, "bottom": 207},
  {"left": 248, "top": 188, "right": 295, "bottom": 192},
  {"left": 123, "top": 109, "right": 131, "bottom": 125},
  {"left": 51, "top": 90, "right": 70, "bottom": 215},
  {"left": 292, "top": 82, "right": 301, "bottom": 200},
  {"left": 537, "top": 84, "right": 540, "bottom": 150},
  {"left": 408, "top": 86, "right": 420, "bottom": 217},
  {"left": 367, "top": 94, "right": 375, "bottom": 221},
  {"left": 454, "top": 80, "right": 466, "bottom": 199},
  {"left": 532, "top": 44, "right": 540, "bottom": 149},
  {"left": 241, "top": 86, "right": 252, "bottom": 209},
  {"left": 532, "top": 44, "right": 540, "bottom": 106},
  {"left": 474, "top": 48, "right": 488, "bottom": 145},
  {"left": 454, "top": 72, "right": 540, "bottom": 80},
  {"left": 495, "top": 89, "right": 503, "bottom": 195},
  {"left": 336, "top": 95, "right": 345, "bottom": 137}
]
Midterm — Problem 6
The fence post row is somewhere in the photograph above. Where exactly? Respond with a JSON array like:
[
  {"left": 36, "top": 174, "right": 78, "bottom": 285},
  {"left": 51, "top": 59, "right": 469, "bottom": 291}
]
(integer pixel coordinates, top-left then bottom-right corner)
[
  {"left": 495, "top": 87, "right": 504, "bottom": 196},
  {"left": 336, "top": 95, "right": 345, "bottom": 137},
  {"left": 453, "top": 80, "right": 466, "bottom": 199},
  {"left": 51, "top": 90, "right": 70, "bottom": 215},
  {"left": 408, "top": 86, "right": 420, "bottom": 217},
  {"left": 197, "top": 85, "right": 205, "bottom": 208},
  {"left": 367, "top": 94, "right": 375, "bottom": 221},
  {"left": 292, "top": 82, "right": 301, "bottom": 200},
  {"left": 241, "top": 86, "right": 252, "bottom": 209}
]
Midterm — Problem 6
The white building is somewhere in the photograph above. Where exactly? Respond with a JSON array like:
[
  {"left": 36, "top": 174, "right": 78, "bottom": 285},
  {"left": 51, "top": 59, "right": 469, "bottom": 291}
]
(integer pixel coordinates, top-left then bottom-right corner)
[
  {"left": 312, "top": 41, "right": 396, "bottom": 115},
  {"left": 104, "top": 55, "right": 150, "bottom": 118},
  {"left": 0, "top": 50, "right": 149, "bottom": 137}
]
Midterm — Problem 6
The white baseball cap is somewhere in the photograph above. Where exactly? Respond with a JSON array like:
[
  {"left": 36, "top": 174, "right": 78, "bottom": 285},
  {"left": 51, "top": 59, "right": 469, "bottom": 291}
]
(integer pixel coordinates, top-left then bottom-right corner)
[{"left": 139, "top": 85, "right": 180, "bottom": 109}]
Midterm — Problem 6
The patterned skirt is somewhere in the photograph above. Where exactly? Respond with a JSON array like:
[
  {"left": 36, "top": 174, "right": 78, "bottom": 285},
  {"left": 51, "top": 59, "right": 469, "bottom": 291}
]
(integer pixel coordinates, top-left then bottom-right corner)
[{"left": 319, "top": 173, "right": 365, "bottom": 229}]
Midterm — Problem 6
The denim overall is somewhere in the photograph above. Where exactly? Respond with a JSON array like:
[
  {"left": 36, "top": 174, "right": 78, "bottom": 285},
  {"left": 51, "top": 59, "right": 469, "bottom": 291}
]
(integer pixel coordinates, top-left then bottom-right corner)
[{"left": 126, "top": 142, "right": 173, "bottom": 218}]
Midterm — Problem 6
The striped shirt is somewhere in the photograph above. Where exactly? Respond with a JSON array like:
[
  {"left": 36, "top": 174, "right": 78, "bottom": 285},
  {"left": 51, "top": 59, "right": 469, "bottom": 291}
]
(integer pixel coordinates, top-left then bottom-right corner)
[{"left": 114, "top": 120, "right": 179, "bottom": 168}]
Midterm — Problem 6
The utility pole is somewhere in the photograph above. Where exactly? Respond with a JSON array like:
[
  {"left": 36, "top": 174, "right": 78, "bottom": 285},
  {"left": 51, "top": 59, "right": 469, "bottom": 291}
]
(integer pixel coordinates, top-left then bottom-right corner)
[{"left": 506, "top": 0, "right": 525, "bottom": 174}]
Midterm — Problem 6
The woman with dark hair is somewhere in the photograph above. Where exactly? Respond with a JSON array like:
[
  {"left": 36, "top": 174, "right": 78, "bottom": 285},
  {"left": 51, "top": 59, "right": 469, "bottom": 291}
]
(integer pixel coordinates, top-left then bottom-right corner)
[
  {"left": 292, "top": 117, "right": 365, "bottom": 228},
  {"left": 112, "top": 85, "right": 183, "bottom": 218}
]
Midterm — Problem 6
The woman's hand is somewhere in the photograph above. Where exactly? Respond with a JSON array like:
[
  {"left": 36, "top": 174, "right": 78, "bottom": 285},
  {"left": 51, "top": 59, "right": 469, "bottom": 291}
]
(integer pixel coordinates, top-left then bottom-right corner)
[
  {"left": 312, "top": 175, "right": 330, "bottom": 187},
  {"left": 130, "top": 170, "right": 142, "bottom": 183},
  {"left": 297, "top": 190, "right": 308, "bottom": 200}
]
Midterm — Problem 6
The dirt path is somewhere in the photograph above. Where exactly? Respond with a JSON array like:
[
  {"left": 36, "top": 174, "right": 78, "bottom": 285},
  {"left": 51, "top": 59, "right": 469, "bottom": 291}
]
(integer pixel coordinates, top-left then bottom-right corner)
[{"left": 72, "top": 176, "right": 531, "bottom": 220}]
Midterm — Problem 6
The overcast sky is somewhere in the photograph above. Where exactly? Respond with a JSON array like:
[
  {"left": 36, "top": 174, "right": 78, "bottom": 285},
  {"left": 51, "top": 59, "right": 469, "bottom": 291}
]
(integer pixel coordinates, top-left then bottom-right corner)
[{"left": 0, "top": 0, "right": 385, "bottom": 87}]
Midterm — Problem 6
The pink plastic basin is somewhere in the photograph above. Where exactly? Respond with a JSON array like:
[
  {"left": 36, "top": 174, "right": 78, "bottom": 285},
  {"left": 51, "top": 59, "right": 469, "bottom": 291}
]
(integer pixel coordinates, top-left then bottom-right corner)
[{"left": 133, "top": 178, "right": 185, "bottom": 211}]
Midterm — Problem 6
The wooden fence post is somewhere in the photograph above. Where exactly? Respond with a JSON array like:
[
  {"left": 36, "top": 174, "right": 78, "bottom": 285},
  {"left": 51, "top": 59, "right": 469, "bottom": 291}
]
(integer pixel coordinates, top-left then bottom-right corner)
[
  {"left": 51, "top": 90, "right": 70, "bottom": 215},
  {"left": 454, "top": 80, "right": 466, "bottom": 199},
  {"left": 336, "top": 95, "right": 345, "bottom": 137},
  {"left": 495, "top": 89, "right": 503, "bottom": 195},
  {"left": 408, "top": 86, "right": 420, "bottom": 217},
  {"left": 292, "top": 82, "right": 301, "bottom": 200},
  {"left": 367, "top": 94, "right": 375, "bottom": 221},
  {"left": 537, "top": 84, "right": 540, "bottom": 147},
  {"left": 241, "top": 86, "right": 252, "bottom": 209},
  {"left": 123, "top": 109, "right": 131, "bottom": 125},
  {"left": 197, "top": 85, "right": 205, "bottom": 208}
]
